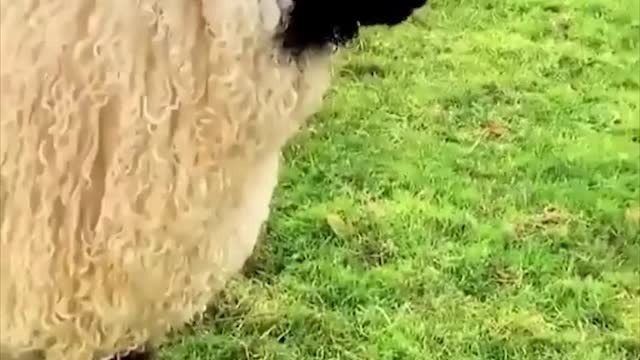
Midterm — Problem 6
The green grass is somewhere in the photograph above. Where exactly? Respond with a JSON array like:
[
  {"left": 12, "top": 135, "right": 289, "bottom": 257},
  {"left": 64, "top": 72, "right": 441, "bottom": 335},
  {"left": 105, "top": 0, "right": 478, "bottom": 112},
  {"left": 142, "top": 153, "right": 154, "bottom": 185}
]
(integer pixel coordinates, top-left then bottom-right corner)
[{"left": 161, "top": 0, "right": 640, "bottom": 359}]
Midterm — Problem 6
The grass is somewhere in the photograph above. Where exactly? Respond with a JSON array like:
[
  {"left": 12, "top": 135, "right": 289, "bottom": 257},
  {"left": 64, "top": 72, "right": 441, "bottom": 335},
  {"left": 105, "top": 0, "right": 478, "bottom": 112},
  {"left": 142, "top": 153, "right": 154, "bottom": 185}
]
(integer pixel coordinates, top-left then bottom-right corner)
[{"left": 160, "top": 0, "right": 640, "bottom": 359}]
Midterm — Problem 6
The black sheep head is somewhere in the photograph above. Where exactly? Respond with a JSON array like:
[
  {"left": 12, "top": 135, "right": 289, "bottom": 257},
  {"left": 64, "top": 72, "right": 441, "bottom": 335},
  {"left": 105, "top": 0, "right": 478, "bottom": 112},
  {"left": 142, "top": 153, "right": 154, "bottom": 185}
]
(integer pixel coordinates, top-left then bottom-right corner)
[{"left": 278, "top": 0, "right": 429, "bottom": 54}]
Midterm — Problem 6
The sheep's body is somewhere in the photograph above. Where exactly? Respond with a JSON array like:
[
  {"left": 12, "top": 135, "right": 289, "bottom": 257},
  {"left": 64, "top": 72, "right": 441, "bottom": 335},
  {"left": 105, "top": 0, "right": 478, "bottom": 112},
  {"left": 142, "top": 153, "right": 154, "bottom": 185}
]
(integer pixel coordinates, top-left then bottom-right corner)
[
  {"left": 0, "top": 0, "right": 429, "bottom": 358},
  {"left": 0, "top": 1, "right": 330, "bottom": 358}
]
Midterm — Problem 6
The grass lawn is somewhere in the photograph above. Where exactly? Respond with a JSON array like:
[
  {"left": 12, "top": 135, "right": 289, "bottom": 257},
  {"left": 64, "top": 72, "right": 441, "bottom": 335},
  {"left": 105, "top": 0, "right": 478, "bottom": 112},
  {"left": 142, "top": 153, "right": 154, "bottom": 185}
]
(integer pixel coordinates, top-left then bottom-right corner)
[{"left": 160, "top": 0, "right": 640, "bottom": 359}]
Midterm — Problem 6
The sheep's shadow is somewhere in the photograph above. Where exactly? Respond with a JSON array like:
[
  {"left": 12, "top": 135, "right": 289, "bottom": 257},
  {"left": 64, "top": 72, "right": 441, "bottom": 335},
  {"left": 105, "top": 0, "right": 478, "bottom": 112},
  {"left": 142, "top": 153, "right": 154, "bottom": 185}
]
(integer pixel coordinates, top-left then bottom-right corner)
[{"left": 239, "top": 222, "right": 288, "bottom": 283}]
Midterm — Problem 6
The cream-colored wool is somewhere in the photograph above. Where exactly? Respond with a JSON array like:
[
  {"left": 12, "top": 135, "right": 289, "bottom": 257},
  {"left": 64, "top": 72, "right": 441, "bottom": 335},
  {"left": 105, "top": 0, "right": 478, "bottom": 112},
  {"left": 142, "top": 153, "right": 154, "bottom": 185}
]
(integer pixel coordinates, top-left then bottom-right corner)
[{"left": 0, "top": 0, "right": 332, "bottom": 359}]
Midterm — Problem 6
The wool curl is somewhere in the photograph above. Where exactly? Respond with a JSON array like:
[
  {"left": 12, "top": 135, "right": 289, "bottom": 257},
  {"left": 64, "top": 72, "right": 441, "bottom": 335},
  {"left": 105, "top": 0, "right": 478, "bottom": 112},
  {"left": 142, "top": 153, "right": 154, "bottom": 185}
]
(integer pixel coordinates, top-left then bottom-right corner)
[{"left": 0, "top": 0, "right": 331, "bottom": 359}]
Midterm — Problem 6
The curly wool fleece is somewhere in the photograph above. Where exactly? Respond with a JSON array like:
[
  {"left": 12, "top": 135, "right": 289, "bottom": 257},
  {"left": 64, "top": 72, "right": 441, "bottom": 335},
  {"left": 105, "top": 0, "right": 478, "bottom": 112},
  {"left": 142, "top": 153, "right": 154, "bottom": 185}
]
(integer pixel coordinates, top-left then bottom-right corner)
[{"left": 0, "top": 0, "right": 427, "bottom": 359}]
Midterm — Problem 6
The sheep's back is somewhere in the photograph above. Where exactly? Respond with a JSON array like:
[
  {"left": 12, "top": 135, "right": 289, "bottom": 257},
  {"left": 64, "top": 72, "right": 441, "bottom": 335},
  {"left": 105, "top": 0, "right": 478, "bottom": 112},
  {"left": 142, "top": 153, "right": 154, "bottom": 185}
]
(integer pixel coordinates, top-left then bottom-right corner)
[{"left": 0, "top": 0, "right": 331, "bottom": 358}]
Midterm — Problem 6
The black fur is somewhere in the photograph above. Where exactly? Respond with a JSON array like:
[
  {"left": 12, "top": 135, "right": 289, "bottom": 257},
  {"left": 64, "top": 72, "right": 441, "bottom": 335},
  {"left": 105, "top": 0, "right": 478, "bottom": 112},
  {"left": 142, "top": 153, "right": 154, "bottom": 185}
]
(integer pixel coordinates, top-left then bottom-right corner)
[
  {"left": 110, "top": 347, "right": 155, "bottom": 360},
  {"left": 121, "top": 350, "right": 155, "bottom": 360},
  {"left": 279, "top": 0, "right": 428, "bottom": 54}
]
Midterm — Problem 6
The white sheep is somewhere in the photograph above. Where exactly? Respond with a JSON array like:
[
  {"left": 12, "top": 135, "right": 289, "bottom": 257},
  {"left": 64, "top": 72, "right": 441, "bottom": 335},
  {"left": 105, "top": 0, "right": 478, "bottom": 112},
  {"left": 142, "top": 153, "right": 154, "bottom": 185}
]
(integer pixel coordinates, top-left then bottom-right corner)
[{"left": 0, "top": 0, "right": 427, "bottom": 359}]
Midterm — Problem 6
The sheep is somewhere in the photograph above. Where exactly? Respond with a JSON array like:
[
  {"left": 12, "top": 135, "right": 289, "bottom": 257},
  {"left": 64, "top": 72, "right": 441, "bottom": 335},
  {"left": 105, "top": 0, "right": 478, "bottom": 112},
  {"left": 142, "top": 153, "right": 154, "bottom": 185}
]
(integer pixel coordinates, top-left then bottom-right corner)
[{"left": 0, "top": 0, "right": 428, "bottom": 359}]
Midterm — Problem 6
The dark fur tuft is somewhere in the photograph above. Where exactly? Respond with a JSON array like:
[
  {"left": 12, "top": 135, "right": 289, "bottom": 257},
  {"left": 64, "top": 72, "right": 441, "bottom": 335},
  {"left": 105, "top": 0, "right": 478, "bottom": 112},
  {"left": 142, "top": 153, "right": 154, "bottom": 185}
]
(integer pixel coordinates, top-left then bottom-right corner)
[
  {"left": 120, "top": 350, "right": 155, "bottom": 360},
  {"left": 279, "top": 0, "right": 428, "bottom": 54},
  {"left": 109, "top": 346, "right": 156, "bottom": 360}
]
